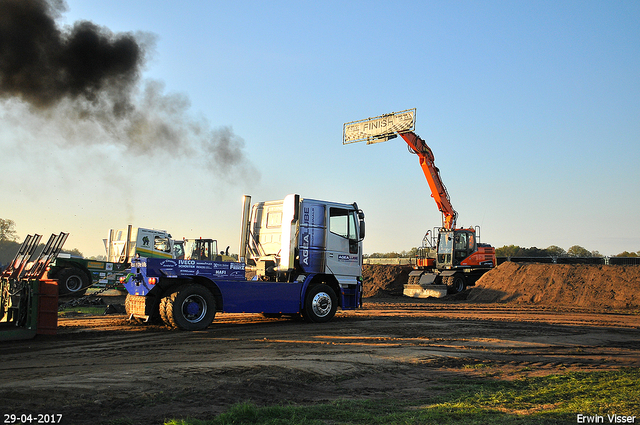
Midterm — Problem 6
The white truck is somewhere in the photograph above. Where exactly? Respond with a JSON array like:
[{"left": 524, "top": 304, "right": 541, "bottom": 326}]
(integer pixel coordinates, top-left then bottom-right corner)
[
  {"left": 122, "top": 194, "right": 366, "bottom": 330},
  {"left": 49, "top": 226, "right": 176, "bottom": 295}
]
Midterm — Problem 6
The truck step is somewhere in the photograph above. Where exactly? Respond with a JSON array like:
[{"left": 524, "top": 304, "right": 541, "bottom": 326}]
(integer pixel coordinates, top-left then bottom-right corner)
[{"left": 341, "top": 285, "right": 360, "bottom": 309}]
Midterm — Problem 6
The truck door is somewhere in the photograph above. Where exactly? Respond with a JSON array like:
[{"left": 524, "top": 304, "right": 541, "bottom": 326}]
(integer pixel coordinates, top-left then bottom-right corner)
[{"left": 325, "top": 207, "right": 361, "bottom": 278}]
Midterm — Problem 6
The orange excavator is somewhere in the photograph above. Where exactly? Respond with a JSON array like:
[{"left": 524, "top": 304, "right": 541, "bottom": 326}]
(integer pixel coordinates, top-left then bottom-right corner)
[
  {"left": 398, "top": 131, "right": 496, "bottom": 296},
  {"left": 343, "top": 109, "right": 495, "bottom": 296}
]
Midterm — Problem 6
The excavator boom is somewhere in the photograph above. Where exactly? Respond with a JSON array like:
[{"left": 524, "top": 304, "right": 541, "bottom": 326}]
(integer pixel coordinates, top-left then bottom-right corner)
[{"left": 398, "top": 132, "right": 457, "bottom": 230}]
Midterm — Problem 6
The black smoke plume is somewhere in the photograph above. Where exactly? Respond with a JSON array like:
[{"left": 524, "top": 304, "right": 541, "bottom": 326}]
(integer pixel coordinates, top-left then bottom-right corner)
[
  {"left": 0, "top": 0, "right": 258, "bottom": 180},
  {"left": 0, "top": 0, "right": 141, "bottom": 112}
]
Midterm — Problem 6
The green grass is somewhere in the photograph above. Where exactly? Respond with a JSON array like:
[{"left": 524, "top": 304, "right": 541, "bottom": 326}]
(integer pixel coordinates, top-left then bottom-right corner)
[
  {"left": 160, "top": 368, "right": 640, "bottom": 425},
  {"left": 58, "top": 306, "right": 107, "bottom": 316}
]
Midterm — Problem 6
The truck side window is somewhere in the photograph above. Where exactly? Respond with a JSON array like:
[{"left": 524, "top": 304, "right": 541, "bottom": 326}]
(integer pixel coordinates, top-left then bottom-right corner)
[
  {"left": 330, "top": 208, "right": 358, "bottom": 254},
  {"left": 329, "top": 208, "right": 350, "bottom": 238}
]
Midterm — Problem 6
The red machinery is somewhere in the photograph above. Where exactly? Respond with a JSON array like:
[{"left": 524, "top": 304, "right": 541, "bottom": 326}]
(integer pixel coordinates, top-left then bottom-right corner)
[
  {"left": 1, "top": 232, "right": 68, "bottom": 340},
  {"left": 344, "top": 110, "right": 496, "bottom": 295},
  {"left": 398, "top": 131, "right": 496, "bottom": 295}
]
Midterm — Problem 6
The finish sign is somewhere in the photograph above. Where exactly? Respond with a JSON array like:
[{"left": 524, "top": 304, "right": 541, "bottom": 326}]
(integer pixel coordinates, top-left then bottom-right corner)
[{"left": 343, "top": 108, "right": 416, "bottom": 144}]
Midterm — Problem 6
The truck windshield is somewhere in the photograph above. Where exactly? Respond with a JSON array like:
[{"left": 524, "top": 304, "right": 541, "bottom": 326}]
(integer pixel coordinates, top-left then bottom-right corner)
[
  {"left": 174, "top": 243, "right": 185, "bottom": 259},
  {"left": 154, "top": 236, "right": 171, "bottom": 253}
]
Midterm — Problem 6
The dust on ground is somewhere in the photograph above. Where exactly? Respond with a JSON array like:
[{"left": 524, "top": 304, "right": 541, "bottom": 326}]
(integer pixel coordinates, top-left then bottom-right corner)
[{"left": 0, "top": 263, "right": 638, "bottom": 425}]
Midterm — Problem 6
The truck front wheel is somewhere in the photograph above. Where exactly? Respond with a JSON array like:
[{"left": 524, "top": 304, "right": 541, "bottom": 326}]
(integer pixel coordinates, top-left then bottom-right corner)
[
  {"left": 164, "top": 284, "right": 216, "bottom": 330},
  {"left": 57, "top": 267, "right": 90, "bottom": 296},
  {"left": 303, "top": 284, "right": 337, "bottom": 323}
]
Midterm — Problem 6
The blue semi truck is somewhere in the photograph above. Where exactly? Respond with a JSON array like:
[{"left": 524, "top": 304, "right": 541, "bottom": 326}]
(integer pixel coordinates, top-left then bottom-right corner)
[{"left": 122, "top": 194, "right": 366, "bottom": 330}]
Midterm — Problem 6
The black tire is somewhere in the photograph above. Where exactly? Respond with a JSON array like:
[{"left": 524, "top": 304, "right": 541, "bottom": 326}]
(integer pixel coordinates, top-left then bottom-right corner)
[
  {"left": 159, "top": 292, "right": 175, "bottom": 326},
  {"left": 164, "top": 284, "right": 216, "bottom": 330},
  {"left": 446, "top": 275, "right": 466, "bottom": 294},
  {"left": 303, "top": 284, "right": 337, "bottom": 323},
  {"left": 56, "top": 267, "right": 90, "bottom": 296}
]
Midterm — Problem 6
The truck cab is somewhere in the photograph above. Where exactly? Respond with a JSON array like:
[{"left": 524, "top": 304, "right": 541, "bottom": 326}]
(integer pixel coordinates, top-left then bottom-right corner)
[
  {"left": 244, "top": 194, "right": 365, "bottom": 286},
  {"left": 123, "top": 194, "right": 366, "bottom": 330},
  {"left": 107, "top": 227, "right": 175, "bottom": 263}
]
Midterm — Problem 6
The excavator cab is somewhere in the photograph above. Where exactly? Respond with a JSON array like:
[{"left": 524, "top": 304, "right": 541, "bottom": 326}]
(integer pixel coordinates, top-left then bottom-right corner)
[{"left": 436, "top": 229, "right": 477, "bottom": 268}]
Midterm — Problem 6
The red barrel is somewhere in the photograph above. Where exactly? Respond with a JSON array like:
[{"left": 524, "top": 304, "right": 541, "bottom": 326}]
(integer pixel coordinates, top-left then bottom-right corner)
[{"left": 37, "top": 279, "right": 59, "bottom": 335}]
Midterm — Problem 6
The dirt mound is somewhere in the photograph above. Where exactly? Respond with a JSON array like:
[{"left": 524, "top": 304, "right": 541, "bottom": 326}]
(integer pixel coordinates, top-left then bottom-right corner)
[
  {"left": 363, "top": 262, "right": 640, "bottom": 310},
  {"left": 362, "top": 265, "right": 412, "bottom": 297},
  {"left": 469, "top": 262, "right": 640, "bottom": 309}
]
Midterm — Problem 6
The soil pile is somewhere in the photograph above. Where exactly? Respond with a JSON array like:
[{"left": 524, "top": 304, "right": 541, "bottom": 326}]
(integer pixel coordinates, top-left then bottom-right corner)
[
  {"left": 469, "top": 262, "right": 640, "bottom": 309},
  {"left": 362, "top": 265, "right": 412, "bottom": 297},
  {"left": 363, "top": 262, "right": 640, "bottom": 310}
]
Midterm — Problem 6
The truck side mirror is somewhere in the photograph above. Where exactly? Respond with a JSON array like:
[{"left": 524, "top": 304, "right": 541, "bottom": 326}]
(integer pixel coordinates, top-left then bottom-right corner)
[{"left": 357, "top": 209, "right": 365, "bottom": 240}]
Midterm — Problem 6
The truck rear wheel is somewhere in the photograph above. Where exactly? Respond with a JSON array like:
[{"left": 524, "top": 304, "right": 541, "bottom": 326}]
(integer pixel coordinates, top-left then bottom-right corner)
[
  {"left": 56, "top": 267, "right": 90, "bottom": 296},
  {"left": 303, "top": 284, "right": 337, "bottom": 323},
  {"left": 159, "top": 293, "right": 173, "bottom": 326},
  {"left": 164, "top": 284, "right": 216, "bottom": 330}
]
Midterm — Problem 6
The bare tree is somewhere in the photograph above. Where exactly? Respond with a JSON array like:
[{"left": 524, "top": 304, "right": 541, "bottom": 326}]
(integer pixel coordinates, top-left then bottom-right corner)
[{"left": 0, "top": 219, "right": 18, "bottom": 242}]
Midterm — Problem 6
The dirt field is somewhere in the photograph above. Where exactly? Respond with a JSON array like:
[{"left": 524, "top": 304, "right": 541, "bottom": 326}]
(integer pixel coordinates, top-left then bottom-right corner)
[{"left": 1, "top": 263, "right": 639, "bottom": 424}]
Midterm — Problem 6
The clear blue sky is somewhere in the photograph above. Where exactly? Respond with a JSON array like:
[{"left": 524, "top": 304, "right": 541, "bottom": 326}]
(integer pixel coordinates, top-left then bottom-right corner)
[{"left": 1, "top": 0, "right": 638, "bottom": 257}]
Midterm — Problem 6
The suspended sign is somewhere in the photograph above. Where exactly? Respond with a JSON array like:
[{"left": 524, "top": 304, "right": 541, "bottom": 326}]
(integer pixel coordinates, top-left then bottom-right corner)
[{"left": 343, "top": 108, "right": 416, "bottom": 144}]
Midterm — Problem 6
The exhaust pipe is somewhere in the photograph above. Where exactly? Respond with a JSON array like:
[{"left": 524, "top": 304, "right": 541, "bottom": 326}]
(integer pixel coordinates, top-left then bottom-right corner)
[{"left": 239, "top": 195, "right": 252, "bottom": 263}]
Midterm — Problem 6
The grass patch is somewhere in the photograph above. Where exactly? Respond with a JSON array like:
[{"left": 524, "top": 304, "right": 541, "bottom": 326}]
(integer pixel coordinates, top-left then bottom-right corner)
[
  {"left": 462, "top": 362, "right": 493, "bottom": 370},
  {"left": 58, "top": 306, "right": 107, "bottom": 316},
  {"left": 161, "top": 368, "right": 639, "bottom": 425}
]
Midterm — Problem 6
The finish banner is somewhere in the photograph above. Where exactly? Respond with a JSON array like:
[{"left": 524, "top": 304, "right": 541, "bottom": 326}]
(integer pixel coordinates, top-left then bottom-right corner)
[{"left": 343, "top": 108, "right": 416, "bottom": 144}]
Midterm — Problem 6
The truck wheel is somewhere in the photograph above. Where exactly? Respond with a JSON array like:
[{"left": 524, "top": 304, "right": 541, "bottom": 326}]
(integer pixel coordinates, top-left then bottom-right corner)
[
  {"left": 159, "top": 293, "right": 174, "bottom": 326},
  {"left": 303, "top": 284, "right": 337, "bottom": 323},
  {"left": 165, "top": 284, "right": 216, "bottom": 331},
  {"left": 446, "top": 275, "right": 466, "bottom": 294},
  {"left": 57, "top": 267, "right": 90, "bottom": 296}
]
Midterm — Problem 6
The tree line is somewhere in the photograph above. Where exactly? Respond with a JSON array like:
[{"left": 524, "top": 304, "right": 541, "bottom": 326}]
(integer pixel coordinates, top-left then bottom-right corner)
[
  {"left": 364, "top": 244, "right": 639, "bottom": 259},
  {"left": 0, "top": 218, "right": 85, "bottom": 267}
]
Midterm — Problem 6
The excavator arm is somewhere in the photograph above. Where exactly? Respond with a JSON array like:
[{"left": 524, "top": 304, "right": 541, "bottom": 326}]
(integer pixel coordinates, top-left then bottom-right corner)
[{"left": 398, "top": 132, "right": 457, "bottom": 230}]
